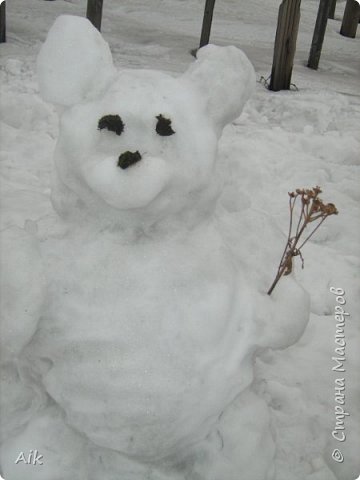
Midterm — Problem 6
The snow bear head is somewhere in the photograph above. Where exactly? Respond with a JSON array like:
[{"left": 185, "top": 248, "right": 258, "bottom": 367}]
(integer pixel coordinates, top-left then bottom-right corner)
[{"left": 38, "top": 15, "right": 255, "bottom": 230}]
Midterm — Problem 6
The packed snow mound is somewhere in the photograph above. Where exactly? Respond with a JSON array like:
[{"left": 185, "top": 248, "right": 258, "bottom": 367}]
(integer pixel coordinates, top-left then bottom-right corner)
[
  {"left": 0, "top": 407, "right": 87, "bottom": 480},
  {"left": 0, "top": 226, "right": 45, "bottom": 362},
  {"left": 37, "top": 15, "right": 116, "bottom": 106},
  {"left": 1, "top": 14, "right": 310, "bottom": 480},
  {"left": 28, "top": 227, "right": 258, "bottom": 459}
]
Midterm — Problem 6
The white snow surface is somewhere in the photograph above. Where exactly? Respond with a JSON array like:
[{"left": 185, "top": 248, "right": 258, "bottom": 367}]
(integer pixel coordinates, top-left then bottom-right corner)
[
  {"left": 37, "top": 15, "right": 116, "bottom": 106},
  {"left": 0, "top": 1, "right": 359, "bottom": 480}
]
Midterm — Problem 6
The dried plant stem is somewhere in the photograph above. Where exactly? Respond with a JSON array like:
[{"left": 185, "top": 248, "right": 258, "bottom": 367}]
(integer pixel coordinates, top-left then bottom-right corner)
[
  {"left": 267, "top": 186, "right": 338, "bottom": 295},
  {"left": 267, "top": 254, "right": 291, "bottom": 296}
]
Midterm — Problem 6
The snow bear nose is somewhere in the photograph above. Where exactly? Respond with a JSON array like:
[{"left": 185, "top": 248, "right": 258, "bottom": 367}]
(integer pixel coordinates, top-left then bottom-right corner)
[{"left": 117, "top": 151, "right": 142, "bottom": 170}]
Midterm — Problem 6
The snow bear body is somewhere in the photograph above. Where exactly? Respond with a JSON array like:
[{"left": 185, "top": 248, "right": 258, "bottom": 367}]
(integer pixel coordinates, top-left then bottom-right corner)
[
  {"left": 27, "top": 15, "right": 258, "bottom": 460},
  {"left": 36, "top": 225, "right": 252, "bottom": 459},
  {"left": 0, "top": 14, "right": 309, "bottom": 480}
]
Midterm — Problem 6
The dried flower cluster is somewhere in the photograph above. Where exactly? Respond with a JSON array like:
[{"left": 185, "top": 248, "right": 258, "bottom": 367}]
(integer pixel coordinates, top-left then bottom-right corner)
[{"left": 267, "top": 186, "right": 338, "bottom": 295}]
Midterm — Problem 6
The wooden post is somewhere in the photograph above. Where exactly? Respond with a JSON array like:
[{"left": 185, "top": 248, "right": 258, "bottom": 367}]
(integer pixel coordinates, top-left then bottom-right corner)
[
  {"left": 86, "top": 0, "right": 103, "bottom": 32},
  {"left": 199, "top": 0, "right": 216, "bottom": 48},
  {"left": 340, "top": 0, "right": 360, "bottom": 38},
  {"left": 269, "top": 0, "right": 301, "bottom": 92},
  {"left": 328, "top": 0, "right": 337, "bottom": 19},
  {"left": 0, "top": 1, "right": 5, "bottom": 43},
  {"left": 307, "top": 0, "right": 331, "bottom": 70}
]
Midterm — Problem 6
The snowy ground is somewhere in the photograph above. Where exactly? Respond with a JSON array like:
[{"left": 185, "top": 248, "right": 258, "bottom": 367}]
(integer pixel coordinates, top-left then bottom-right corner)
[{"left": 1, "top": 1, "right": 359, "bottom": 479}]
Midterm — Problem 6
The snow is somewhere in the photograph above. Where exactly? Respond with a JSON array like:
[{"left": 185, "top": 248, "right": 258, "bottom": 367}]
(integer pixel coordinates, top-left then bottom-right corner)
[
  {"left": 0, "top": 1, "right": 359, "bottom": 480},
  {"left": 36, "top": 18, "right": 255, "bottom": 225},
  {"left": 37, "top": 15, "right": 116, "bottom": 106},
  {"left": 0, "top": 227, "right": 45, "bottom": 361}
]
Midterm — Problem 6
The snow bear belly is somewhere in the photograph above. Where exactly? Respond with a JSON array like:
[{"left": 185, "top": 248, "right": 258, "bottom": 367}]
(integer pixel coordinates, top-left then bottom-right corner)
[{"left": 38, "top": 235, "right": 248, "bottom": 459}]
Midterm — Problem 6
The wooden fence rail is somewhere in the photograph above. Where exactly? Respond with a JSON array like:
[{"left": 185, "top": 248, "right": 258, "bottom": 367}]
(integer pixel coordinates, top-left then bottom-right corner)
[
  {"left": 0, "top": 1, "right": 6, "bottom": 43},
  {"left": 86, "top": 0, "right": 103, "bottom": 31},
  {"left": 199, "top": 0, "right": 216, "bottom": 48},
  {"left": 308, "top": 0, "right": 331, "bottom": 70},
  {"left": 340, "top": 0, "right": 359, "bottom": 38},
  {"left": 328, "top": 0, "right": 337, "bottom": 19},
  {"left": 270, "top": 0, "right": 301, "bottom": 91}
]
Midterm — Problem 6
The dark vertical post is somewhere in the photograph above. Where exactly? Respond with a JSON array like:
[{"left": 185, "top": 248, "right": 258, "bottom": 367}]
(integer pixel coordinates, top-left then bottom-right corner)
[
  {"left": 307, "top": 0, "right": 331, "bottom": 70},
  {"left": 269, "top": 0, "right": 301, "bottom": 92},
  {"left": 199, "top": 0, "right": 216, "bottom": 48},
  {"left": 86, "top": 0, "right": 103, "bottom": 31},
  {"left": 0, "top": 1, "right": 6, "bottom": 43},
  {"left": 328, "top": 0, "right": 337, "bottom": 19},
  {"left": 340, "top": 0, "right": 360, "bottom": 38}
]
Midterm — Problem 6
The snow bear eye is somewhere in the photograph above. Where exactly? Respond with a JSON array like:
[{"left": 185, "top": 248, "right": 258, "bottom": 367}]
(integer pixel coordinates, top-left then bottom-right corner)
[
  {"left": 98, "top": 115, "right": 125, "bottom": 136},
  {"left": 156, "top": 114, "right": 175, "bottom": 136}
]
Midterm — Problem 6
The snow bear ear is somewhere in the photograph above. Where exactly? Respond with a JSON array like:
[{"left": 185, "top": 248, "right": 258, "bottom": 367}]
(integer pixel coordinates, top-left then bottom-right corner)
[
  {"left": 37, "top": 15, "right": 116, "bottom": 107},
  {"left": 183, "top": 45, "right": 256, "bottom": 133}
]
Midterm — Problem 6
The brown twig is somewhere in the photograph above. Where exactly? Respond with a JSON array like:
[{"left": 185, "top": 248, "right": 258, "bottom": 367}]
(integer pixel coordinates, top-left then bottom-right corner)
[{"left": 267, "top": 186, "right": 338, "bottom": 295}]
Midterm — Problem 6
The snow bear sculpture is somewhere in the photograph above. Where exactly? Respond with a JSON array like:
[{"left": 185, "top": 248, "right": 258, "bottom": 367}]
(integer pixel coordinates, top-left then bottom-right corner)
[
  {"left": 0, "top": 14, "right": 309, "bottom": 480},
  {"left": 35, "top": 14, "right": 256, "bottom": 456}
]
